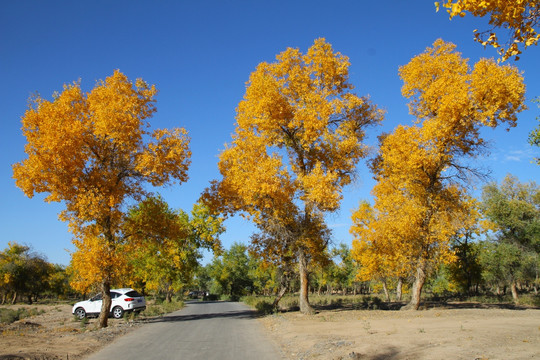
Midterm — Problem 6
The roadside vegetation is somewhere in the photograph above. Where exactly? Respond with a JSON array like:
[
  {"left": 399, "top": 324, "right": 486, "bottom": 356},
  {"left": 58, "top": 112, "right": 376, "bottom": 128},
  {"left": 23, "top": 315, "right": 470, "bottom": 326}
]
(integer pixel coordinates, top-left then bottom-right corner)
[{"left": 5, "top": 1, "right": 538, "bottom": 331}]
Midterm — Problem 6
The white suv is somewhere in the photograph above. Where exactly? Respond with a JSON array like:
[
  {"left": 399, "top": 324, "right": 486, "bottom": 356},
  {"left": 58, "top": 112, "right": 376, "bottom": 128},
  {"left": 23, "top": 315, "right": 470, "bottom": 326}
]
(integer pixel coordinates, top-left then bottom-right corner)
[{"left": 72, "top": 288, "right": 146, "bottom": 319}]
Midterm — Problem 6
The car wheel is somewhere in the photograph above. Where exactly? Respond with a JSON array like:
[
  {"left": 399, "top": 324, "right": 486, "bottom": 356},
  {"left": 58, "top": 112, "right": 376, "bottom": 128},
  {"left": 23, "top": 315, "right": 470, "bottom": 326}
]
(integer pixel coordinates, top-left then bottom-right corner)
[
  {"left": 74, "top": 307, "right": 86, "bottom": 319},
  {"left": 112, "top": 306, "right": 124, "bottom": 319}
]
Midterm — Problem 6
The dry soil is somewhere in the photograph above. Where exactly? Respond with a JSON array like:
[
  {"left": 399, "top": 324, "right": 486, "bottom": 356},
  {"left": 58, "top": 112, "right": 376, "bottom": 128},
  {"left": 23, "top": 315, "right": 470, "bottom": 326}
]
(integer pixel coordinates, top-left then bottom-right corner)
[{"left": 1, "top": 302, "right": 539, "bottom": 360}]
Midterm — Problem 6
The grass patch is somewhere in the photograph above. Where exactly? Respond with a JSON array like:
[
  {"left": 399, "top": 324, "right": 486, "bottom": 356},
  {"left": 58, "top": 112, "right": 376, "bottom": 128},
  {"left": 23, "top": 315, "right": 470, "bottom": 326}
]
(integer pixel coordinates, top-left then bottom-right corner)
[
  {"left": 0, "top": 307, "right": 45, "bottom": 325},
  {"left": 441, "top": 293, "right": 540, "bottom": 307},
  {"left": 242, "top": 294, "right": 388, "bottom": 313},
  {"left": 141, "top": 298, "right": 184, "bottom": 317}
]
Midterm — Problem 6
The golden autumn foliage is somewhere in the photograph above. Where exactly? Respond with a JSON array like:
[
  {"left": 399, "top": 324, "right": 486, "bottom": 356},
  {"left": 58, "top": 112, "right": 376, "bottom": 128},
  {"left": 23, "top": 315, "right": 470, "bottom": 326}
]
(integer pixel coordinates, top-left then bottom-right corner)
[
  {"left": 438, "top": 0, "right": 540, "bottom": 61},
  {"left": 205, "top": 38, "right": 382, "bottom": 314},
  {"left": 12, "top": 70, "right": 191, "bottom": 327},
  {"left": 123, "top": 197, "right": 224, "bottom": 301},
  {"left": 351, "top": 40, "right": 526, "bottom": 310}
]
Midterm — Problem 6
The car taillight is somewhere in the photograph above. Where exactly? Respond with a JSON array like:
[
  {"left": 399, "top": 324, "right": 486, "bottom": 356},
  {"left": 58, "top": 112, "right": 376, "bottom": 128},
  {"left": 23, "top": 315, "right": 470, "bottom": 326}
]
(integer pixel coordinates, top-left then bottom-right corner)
[{"left": 124, "top": 297, "right": 135, "bottom": 302}]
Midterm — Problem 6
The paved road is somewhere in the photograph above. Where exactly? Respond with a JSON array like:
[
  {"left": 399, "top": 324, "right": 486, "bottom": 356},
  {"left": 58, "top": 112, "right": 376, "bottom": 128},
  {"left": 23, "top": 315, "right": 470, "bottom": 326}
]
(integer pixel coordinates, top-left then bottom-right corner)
[{"left": 85, "top": 301, "right": 283, "bottom": 360}]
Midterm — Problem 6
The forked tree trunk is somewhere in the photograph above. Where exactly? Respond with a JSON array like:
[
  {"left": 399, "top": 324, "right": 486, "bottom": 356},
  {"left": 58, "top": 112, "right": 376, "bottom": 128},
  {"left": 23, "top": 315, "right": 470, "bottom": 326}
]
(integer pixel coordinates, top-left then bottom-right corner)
[
  {"left": 298, "top": 250, "right": 314, "bottom": 315},
  {"left": 396, "top": 278, "right": 403, "bottom": 301},
  {"left": 99, "top": 280, "right": 112, "bottom": 328},
  {"left": 402, "top": 263, "right": 427, "bottom": 311},
  {"left": 273, "top": 285, "right": 288, "bottom": 308}
]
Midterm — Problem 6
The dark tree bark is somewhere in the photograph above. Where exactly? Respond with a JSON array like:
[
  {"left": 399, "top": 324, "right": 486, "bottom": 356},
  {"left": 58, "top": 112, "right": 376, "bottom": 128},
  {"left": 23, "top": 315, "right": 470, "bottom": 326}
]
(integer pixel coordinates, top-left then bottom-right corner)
[{"left": 99, "top": 280, "right": 112, "bottom": 328}]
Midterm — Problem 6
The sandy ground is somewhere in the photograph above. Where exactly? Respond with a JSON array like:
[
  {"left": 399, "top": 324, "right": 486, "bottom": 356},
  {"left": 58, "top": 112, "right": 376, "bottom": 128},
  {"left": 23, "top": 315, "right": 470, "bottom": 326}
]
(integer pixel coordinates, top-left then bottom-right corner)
[
  {"left": 0, "top": 304, "right": 144, "bottom": 360},
  {"left": 260, "top": 304, "right": 540, "bottom": 360},
  {"left": 1, "top": 302, "right": 539, "bottom": 360}
]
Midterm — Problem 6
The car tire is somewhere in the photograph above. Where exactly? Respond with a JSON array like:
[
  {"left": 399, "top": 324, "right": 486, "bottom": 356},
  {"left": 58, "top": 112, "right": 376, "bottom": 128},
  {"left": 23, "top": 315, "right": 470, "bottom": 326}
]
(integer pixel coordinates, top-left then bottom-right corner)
[
  {"left": 112, "top": 306, "right": 124, "bottom": 319},
  {"left": 74, "top": 307, "right": 86, "bottom": 319}
]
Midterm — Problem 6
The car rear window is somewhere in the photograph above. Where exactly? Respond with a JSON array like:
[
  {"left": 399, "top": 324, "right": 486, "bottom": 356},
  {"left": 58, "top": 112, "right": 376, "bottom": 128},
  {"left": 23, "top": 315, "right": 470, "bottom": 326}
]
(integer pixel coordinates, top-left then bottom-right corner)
[{"left": 125, "top": 290, "right": 143, "bottom": 297}]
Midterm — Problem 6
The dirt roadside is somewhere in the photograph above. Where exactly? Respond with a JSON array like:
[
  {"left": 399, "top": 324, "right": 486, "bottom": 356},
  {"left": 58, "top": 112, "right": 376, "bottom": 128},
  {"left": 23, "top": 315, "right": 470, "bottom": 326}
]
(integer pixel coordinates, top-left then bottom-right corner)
[
  {"left": 1, "top": 303, "right": 539, "bottom": 360},
  {"left": 0, "top": 304, "right": 145, "bottom": 360},
  {"left": 259, "top": 304, "right": 540, "bottom": 360}
]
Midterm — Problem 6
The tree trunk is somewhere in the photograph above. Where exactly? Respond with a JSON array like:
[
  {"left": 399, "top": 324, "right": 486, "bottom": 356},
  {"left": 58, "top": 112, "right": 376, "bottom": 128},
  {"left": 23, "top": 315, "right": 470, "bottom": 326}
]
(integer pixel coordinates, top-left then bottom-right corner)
[
  {"left": 396, "top": 278, "right": 403, "bottom": 301},
  {"left": 273, "top": 285, "right": 288, "bottom": 308},
  {"left": 382, "top": 279, "right": 390, "bottom": 302},
  {"left": 298, "top": 250, "right": 314, "bottom": 315},
  {"left": 99, "top": 280, "right": 112, "bottom": 328},
  {"left": 26, "top": 294, "right": 33, "bottom": 305},
  {"left": 165, "top": 282, "right": 173, "bottom": 303},
  {"left": 510, "top": 281, "right": 519, "bottom": 304},
  {"left": 402, "top": 263, "right": 427, "bottom": 310},
  {"left": 11, "top": 292, "right": 17, "bottom": 304}
]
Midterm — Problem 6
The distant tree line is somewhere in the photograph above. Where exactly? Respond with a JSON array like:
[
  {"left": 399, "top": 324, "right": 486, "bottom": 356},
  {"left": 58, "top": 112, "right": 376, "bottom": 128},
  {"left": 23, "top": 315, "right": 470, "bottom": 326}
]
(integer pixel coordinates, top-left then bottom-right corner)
[
  {"left": 196, "top": 175, "right": 539, "bottom": 305},
  {"left": 0, "top": 243, "right": 72, "bottom": 304}
]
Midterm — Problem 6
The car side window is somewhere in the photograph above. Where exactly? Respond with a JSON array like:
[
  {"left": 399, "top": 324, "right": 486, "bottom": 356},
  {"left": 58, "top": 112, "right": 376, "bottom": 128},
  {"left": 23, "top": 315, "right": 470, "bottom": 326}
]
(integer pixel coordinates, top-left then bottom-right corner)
[
  {"left": 125, "top": 290, "right": 143, "bottom": 297},
  {"left": 91, "top": 294, "right": 102, "bottom": 301},
  {"left": 111, "top": 291, "right": 121, "bottom": 299}
]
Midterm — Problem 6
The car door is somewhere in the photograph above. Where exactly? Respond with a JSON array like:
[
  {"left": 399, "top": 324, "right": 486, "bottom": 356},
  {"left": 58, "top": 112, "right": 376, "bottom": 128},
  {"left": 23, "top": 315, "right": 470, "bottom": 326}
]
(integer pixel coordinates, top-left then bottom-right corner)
[
  {"left": 88, "top": 293, "right": 102, "bottom": 314},
  {"left": 110, "top": 291, "right": 121, "bottom": 310}
]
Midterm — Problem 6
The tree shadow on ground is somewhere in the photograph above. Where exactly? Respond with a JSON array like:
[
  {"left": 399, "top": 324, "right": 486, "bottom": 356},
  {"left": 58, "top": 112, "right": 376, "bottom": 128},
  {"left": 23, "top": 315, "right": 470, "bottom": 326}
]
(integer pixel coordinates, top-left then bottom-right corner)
[
  {"left": 302, "top": 300, "right": 537, "bottom": 313},
  {"left": 422, "top": 301, "right": 536, "bottom": 310},
  {"left": 345, "top": 346, "right": 400, "bottom": 360}
]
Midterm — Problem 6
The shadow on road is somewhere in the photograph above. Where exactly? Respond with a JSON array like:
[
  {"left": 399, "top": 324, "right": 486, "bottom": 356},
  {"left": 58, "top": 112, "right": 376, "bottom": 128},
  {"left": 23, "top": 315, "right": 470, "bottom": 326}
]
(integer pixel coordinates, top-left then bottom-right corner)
[{"left": 145, "top": 301, "right": 260, "bottom": 323}]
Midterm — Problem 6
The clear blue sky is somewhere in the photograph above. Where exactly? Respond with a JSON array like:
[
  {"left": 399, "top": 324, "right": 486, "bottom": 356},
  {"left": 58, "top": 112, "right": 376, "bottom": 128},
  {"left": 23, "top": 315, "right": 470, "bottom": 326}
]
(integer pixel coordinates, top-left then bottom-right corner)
[{"left": 1, "top": 0, "right": 539, "bottom": 266}]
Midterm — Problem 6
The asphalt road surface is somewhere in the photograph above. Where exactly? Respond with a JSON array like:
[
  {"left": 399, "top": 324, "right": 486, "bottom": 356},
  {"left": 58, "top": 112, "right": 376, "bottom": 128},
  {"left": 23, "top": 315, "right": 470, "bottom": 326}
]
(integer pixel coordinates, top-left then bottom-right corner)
[{"left": 85, "top": 301, "right": 283, "bottom": 360}]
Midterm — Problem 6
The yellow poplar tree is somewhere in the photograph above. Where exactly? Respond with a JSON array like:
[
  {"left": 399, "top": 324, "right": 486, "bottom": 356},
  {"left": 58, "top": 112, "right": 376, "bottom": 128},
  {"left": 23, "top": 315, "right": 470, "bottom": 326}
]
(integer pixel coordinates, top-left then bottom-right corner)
[
  {"left": 204, "top": 38, "right": 383, "bottom": 314},
  {"left": 12, "top": 70, "right": 191, "bottom": 327},
  {"left": 124, "top": 197, "right": 223, "bottom": 302},
  {"left": 350, "top": 201, "right": 410, "bottom": 299},
  {"left": 352, "top": 40, "right": 526, "bottom": 310},
  {"left": 438, "top": 0, "right": 540, "bottom": 61}
]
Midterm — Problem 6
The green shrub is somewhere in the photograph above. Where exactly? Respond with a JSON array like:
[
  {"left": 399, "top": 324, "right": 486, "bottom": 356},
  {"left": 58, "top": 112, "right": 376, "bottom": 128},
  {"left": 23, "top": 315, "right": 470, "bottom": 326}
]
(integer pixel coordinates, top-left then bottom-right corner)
[
  {"left": 220, "top": 294, "right": 240, "bottom": 302},
  {"left": 255, "top": 300, "right": 277, "bottom": 315},
  {"left": 0, "top": 308, "right": 19, "bottom": 324},
  {"left": 0, "top": 307, "right": 45, "bottom": 325},
  {"left": 142, "top": 299, "right": 184, "bottom": 317}
]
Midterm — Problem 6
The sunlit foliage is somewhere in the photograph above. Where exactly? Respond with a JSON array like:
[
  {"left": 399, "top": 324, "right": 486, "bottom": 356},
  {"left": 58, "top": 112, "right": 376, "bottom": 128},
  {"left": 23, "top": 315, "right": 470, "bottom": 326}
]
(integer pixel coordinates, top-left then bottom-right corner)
[
  {"left": 124, "top": 197, "right": 224, "bottom": 301},
  {"left": 204, "top": 38, "right": 382, "bottom": 314},
  {"left": 438, "top": 0, "right": 540, "bottom": 61},
  {"left": 13, "top": 70, "right": 191, "bottom": 327},
  {"left": 351, "top": 40, "right": 526, "bottom": 310}
]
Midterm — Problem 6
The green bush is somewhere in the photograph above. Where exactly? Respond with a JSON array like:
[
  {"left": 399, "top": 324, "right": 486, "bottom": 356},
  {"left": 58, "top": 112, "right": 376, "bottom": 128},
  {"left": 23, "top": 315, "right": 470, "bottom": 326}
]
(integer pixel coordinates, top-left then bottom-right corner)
[
  {"left": 142, "top": 299, "right": 184, "bottom": 317},
  {"left": 0, "top": 308, "right": 19, "bottom": 324},
  {"left": 220, "top": 294, "right": 240, "bottom": 302},
  {"left": 255, "top": 300, "right": 277, "bottom": 315},
  {"left": 0, "top": 307, "right": 44, "bottom": 325}
]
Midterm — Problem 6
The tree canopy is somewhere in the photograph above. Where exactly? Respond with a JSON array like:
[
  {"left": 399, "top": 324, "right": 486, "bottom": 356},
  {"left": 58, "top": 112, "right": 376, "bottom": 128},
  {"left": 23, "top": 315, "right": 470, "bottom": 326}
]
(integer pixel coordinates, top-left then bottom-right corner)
[
  {"left": 439, "top": 0, "right": 540, "bottom": 61},
  {"left": 12, "top": 70, "right": 191, "bottom": 327},
  {"left": 204, "top": 38, "right": 383, "bottom": 313},
  {"left": 351, "top": 39, "right": 526, "bottom": 310}
]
